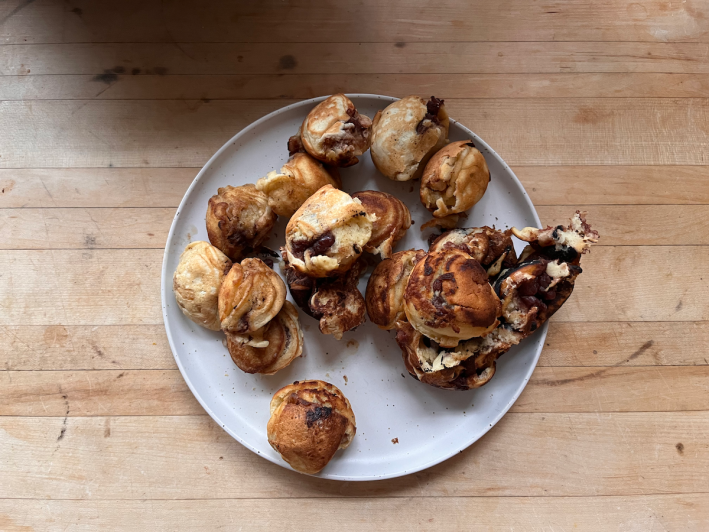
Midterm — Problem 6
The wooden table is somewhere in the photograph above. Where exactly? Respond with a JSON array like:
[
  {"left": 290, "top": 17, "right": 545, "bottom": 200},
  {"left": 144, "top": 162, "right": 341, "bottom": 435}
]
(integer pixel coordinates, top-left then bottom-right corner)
[{"left": 1, "top": 1, "right": 708, "bottom": 530}]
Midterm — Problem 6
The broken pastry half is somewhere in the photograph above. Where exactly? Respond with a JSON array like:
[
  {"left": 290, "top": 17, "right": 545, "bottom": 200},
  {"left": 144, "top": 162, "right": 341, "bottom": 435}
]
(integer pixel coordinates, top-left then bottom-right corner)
[
  {"left": 370, "top": 95, "right": 449, "bottom": 181},
  {"left": 206, "top": 184, "right": 277, "bottom": 262},
  {"left": 284, "top": 185, "right": 374, "bottom": 278},
  {"left": 267, "top": 380, "right": 356, "bottom": 474},
  {"left": 225, "top": 301, "right": 303, "bottom": 375},
  {"left": 288, "top": 94, "right": 372, "bottom": 167},
  {"left": 173, "top": 241, "right": 233, "bottom": 331},
  {"left": 420, "top": 140, "right": 490, "bottom": 217},
  {"left": 396, "top": 212, "right": 598, "bottom": 391},
  {"left": 255, "top": 152, "right": 341, "bottom": 218},
  {"left": 351, "top": 190, "right": 411, "bottom": 259}
]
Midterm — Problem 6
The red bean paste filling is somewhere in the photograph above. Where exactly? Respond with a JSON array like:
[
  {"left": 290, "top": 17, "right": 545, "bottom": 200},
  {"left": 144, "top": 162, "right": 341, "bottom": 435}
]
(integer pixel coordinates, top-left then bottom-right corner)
[
  {"left": 416, "top": 96, "right": 444, "bottom": 134},
  {"left": 291, "top": 230, "right": 335, "bottom": 260}
]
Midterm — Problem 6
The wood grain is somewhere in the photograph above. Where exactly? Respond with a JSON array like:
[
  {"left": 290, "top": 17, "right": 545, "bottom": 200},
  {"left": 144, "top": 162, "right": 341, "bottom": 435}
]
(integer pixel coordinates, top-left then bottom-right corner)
[
  {"left": 2, "top": 365, "right": 706, "bottom": 416},
  {"left": 1, "top": 0, "right": 706, "bottom": 44},
  {"left": 0, "top": 246, "right": 705, "bottom": 326},
  {"left": 1, "top": 413, "right": 706, "bottom": 498},
  {"left": 3, "top": 42, "right": 708, "bottom": 75},
  {"left": 3, "top": 73, "right": 709, "bottom": 101},
  {"left": 1, "top": 495, "right": 707, "bottom": 531},
  {"left": 2, "top": 205, "right": 707, "bottom": 249},
  {"left": 3, "top": 321, "right": 706, "bottom": 371},
  {"left": 1, "top": 99, "right": 707, "bottom": 168},
  {"left": 2, "top": 166, "right": 708, "bottom": 208}
]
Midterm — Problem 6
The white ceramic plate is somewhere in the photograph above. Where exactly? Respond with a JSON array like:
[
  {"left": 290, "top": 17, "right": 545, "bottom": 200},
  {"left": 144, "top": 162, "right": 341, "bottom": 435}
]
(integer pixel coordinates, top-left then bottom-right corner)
[{"left": 161, "top": 94, "right": 546, "bottom": 481}]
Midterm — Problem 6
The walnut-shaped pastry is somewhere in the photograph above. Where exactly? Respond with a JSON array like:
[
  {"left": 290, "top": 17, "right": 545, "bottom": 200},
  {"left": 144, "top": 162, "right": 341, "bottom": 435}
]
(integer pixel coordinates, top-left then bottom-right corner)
[
  {"left": 285, "top": 185, "right": 374, "bottom": 278},
  {"left": 370, "top": 95, "right": 449, "bottom": 181},
  {"left": 403, "top": 249, "right": 501, "bottom": 348},
  {"left": 351, "top": 191, "right": 411, "bottom": 258},
  {"left": 395, "top": 320, "right": 523, "bottom": 391},
  {"left": 429, "top": 226, "right": 517, "bottom": 277},
  {"left": 218, "top": 258, "right": 286, "bottom": 335},
  {"left": 173, "top": 241, "right": 232, "bottom": 331},
  {"left": 420, "top": 140, "right": 490, "bottom": 217},
  {"left": 225, "top": 301, "right": 303, "bottom": 375},
  {"left": 255, "top": 153, "right": 341, "bottom": 218},
  {"left": 288, "top": 94, "right": 372, "bottom": 167},
  {"left": 267, "top": 380, "right": 356, "bottom": 474},
  {"left": 365, "top": 249, "right": 426, "bottom": 330},
  {"left": 206, "top": 184, "right": 277, "bottom": 262}
]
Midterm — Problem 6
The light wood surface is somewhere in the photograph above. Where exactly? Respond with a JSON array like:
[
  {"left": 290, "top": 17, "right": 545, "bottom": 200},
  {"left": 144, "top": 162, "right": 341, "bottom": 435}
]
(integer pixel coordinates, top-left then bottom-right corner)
[{"left": 0, "top": 1, "right": 707, "bottom": 530}]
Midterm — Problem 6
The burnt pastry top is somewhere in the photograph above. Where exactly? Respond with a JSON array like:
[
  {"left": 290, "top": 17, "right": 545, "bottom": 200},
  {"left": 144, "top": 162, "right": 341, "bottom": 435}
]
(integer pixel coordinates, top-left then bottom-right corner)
[
  {"left": 173, "top": 241, "right": 232, "bottom": 331},
  {"left": 420, "top": 140, "right": 490, "bottom": 217},
  {"left": 225, "top": 301, "right": 303, "bottom": 375},
  {"left": 351, "top": 190, "right": 411, "bottom": 258},
  {"left": 255, "top": 152, "right": 341, "bottom": 218},
  {"left": 365, "top": 249, "right": 426, "bottom": 330},
  {"left": 267, "top": 380, "right": 356, "bottom": 474},
  {"left": 285, "top": 185, "right": 374, "bottom": 278},
  {"left": 404, "top": 248, "right": 501, "bottom": 347},
  {"left": 370, "top": 95, "right": 449, "bottom": 181},
  {"left": 206, "top": 184, "right": 277, "bottom": 262},
  {"left": 218, "top": 258, "right": 286, "bottom": 334},
  {"left": 289, "top": 94, "right": 372, "bottom": 167},
  {"left": 429, "top": 226, "right": 518, "bottom": 276}
]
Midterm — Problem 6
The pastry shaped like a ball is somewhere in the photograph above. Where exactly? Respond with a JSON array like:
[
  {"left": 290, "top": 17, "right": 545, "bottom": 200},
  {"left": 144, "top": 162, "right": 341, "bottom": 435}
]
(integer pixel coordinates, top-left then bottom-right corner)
[
  {"left": 285, "top": 185, "right": 374, "bottom": 278},
  {"left": 370, "top": 95, "right": 449, "bottom": 181},
  {"left": 225, "top": 301, "right": 303, "bottom": 375},
  {"left": 288, "top": 94, "right": 372, "bottom": 167},
  {"left": 351, "top": 190, "right": 411, "bottom": 258},
  {"left": 267, "top": 380, "right": 356, "bottom": 474},
  {"left": 404, "top": 249, "right": 501, "bottom": 347},
  {"left": 255, "top": 153, "right": 341, "bottom": 218},
  {"left": 173, "top": 241, "right": 232, "bottom": 331},
  {"left": 218, "top": 258, "right": 286, "bottom": 334},
  {"left": 420, "top": 140, "right": 490, "bottom": 217},
  {"left": 365, "top": 249, "right": 426, "bottom": 330},
  {"left": 206, "top": 184, "right": 277, "bottom": 262},
  {"left": 429, "top": 226, "right": 517, "bottom": 277}
]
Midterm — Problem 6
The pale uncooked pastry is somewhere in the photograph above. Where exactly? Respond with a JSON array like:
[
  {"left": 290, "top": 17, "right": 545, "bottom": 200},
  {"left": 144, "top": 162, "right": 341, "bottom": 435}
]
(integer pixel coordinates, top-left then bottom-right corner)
[
  {"left": 173, "top": 241, "right": 232, "bottom": 331},
  {"left": 218, "top": 258, "right": 286, "bottom": 334},
  {"left": 206, "top": 184, "right": 277, "bottom": 262},
  {"left": 370, "top": 95, "right": 449, "bottom": 181},
  {"left": 404, "top": 248, "right": 501, "bottom": 348},
  {"left": 289, "top": 94, "right": 372, "bottom": 167},
  {"left": 255, "top": 153, "right": 341, "bottom": 218},
  {"left": 285, "top": 185, "right": 374, "bottom": 278},
  {"left": 225, "top": 301, "right": 303, "bottom": 375},
  {"left": 365, "top": 249, "right": 426, "bottom": 330},
  {"left": 420, "top": 140, "right": 490, "bottom": 217},
  {"left": 267, "top": 380, "right": 356, "bottom": 474},
  {"left": 351, "top": 190, "right": 411, "bottom": 258}
]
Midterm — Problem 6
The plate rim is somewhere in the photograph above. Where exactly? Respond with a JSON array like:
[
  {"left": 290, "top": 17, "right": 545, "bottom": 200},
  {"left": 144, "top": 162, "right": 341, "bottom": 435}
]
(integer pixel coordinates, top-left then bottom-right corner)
[{"left": 160, "top": 93, "right": 546, "bottom": 481}]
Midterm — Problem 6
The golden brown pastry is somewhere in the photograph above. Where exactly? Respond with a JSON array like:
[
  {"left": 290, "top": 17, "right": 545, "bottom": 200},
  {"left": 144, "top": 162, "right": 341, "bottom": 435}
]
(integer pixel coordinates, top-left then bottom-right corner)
[
  {"left": 173, "top": 241, "right": 232, "bottom": 331},
  {"left": 404, "top": 249, "right": 501, "bottom": 347},
  {"left": 288, "top": 94, "right": 372, "bottom": 167},
  {"left": 255, "top": 153, "right": 341, "bottom": 218},
  {"left": 420, "top": 140, "right": 490, "bottom": 217},
  {"left": 206, "top": 184, "right": 277, "bottom": 262},
  {"left": 429, "top": 226, "right": 517, "bottom": 277},
  {"left": 267, "top": 380, "right": 356, "bottom": 474},
  {"left": 351, "top": 191, "right": 411, "bottom": 258},
  {"left": 225, "top": 301, "right": 303, "bottom": 375},
  {"left": 365, "top": 249, "right": 426, "bottom": 330},
  {"left": 285, "top": 185, "right": 374, "bottom": 278},
  {"left": 218, "top": 258, "right": 286, "bottom": 334},
  {"left": 370, "top": 96, "right": 449, "bottom": 181}
]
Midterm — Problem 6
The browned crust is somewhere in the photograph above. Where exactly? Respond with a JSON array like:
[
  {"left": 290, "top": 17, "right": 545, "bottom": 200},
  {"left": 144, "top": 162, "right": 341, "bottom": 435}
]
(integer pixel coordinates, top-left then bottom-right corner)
[
  {"left": 429, "top": 226, "right": 517, "bottom": 269},
  {"left": 351, "top": 190, "right": 411, "bottom": 258}
]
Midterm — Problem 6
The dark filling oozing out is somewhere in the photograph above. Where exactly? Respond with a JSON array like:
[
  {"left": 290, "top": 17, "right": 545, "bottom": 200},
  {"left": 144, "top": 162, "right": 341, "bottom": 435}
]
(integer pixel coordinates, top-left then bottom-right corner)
[
  {"left": 287, "top": 134, "right": 304, "bottom": 155},
  {"left": 516, "top": 272, "right": 555, "bottom": 314},
  {"left": 416, "top": 96, "right": 444, "bottom": 134},
  {"left": 291, "top": 230, "right": 335, "bottom": 260}
]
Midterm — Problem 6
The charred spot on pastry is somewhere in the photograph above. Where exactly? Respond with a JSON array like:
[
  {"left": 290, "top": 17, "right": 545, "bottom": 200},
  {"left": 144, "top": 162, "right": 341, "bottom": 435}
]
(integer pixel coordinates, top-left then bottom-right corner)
[
  {"left": 465, "top": 141, "right": 476, "bottom": 148},
  {"left": 306, "top": 405, "right": 333, "bottom": 427}
]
